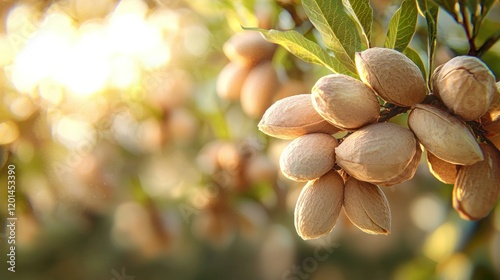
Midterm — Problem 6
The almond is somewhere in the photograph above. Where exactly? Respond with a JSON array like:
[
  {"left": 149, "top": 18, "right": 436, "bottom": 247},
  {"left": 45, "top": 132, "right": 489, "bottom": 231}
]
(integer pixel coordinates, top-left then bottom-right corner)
[
  {"left": 335, "top": 123, "right": 417, "bottom": 183},
  {"left": 311, "top": 74, "right": 380, "bottom": 130},
  {"left": 294, "top": 170, "right": 344, "bottom": 240},
  {"left": 373, "top": 142, "right": 422, "bottom": 186},
  {"left": 426, "top": 150, "right": 458, "bottom": 184},
  {"left": 453, "top": 143, "right": 500, "bottom": 220},
  {"left": 355, "top": 47, "right": 426, "bottom": 106},
  {"left": 223, "top": 31, "right": 275, "bottom": 66},
  {"left": 258, "top": 94, "right": 340, "bottom": 139},
  {"left": 432, "top": 56, "right": 496, "bottom": 121},
  {"left": 240, "top": 61, "right": 280, "bottom": 118},
  {"left": 216, "top": 62, "right": 252, "bottom": 101},
  {"left": 279, "top": 133, "right": 338, "bottom": 181},
  {"left": 480, "top": 82, "right": 500, "bottom": 137},
  {"left": 343, "top": 177, "right": 391, "bottom": 235},
  {"left": 408, "top": 104, "right": 483, "bottom": 165}
]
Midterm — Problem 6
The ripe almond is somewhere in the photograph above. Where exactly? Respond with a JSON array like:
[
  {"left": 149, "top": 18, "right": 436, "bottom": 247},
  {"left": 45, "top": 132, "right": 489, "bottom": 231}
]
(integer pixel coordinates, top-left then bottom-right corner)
[
  {"left": 311, "top": 74, "right": 380, "bottom": 130},
  {"left": 426, "top": 150, "right": 458, "bottom": 184},
  {"left": 432, "top": 56, "right": 496, "bottom": 121},
  {"left": 223, "top": 31, "right": 276, "bottom": 66},
  {"left": 335, "top": 123, "right": 417, "bottom": 183},
  {"left": 480, "top": 82, "right": 500, "bottom": 137},
  {"left": 216, "top": 62, "right": 252, "bottom": 101},
  {"left": 294, "top": 171, "right": 344, "bottom": 240},
  {"left": 373, "top": 142, "right": 422, "bottom": 186},
  {"left": 343, "top": 177, "right": 391, "bottom": 235},
  {"left": 258, "top": 94, "right": 340, "bottom": 139},
  {"left": 279, "top": 133, "right": 338, "bottom": 181},
  {"left": 355, "top": 47, "right": 426, "bottom": 106},
  {"left": 240, "top": 61, "right": 280, "bottom": 118},
  {"left": 453, "top": 143, "right": 500, "bottom": 220},
  {"left": 487, "top": 133, "right": 500, "bottom": 151},
  {"left": 408, "top": 104, "right": 483, "bottom": 165}
]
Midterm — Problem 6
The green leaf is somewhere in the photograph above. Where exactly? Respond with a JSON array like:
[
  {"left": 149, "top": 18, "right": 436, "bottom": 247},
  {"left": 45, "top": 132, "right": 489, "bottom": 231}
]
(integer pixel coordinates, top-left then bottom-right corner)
[
  {"left": 385, "top": 0, "right": 418, "bottom": 52},
  {"left": 342, "top": 0, "right": 373, "bottom": 47},
  {"left": 432, "top": 0, "right": 459, "bottom": 21},
  {"left": 301, "top": 0, "right": 361, "bottom": 72},
  {"left": 403, "top": 47, "right": 426, "bottom": 79},
  {"left": 474, "top": 0, "right": 495, "bottom": 37},
  {"left": 479, "top": 0, "right": 495, "bottom": 17},
  {"left": 417, "top": 0, "right": 439, "bottom": 81},
  {"left": 245, "top": 28, "right": 359, "bottom": 77}
]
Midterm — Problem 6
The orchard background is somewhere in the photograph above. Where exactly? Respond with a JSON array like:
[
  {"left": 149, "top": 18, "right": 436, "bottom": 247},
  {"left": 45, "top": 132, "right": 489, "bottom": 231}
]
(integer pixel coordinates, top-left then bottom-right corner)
[{"left": 0, "top": 0, "right": 499, "bottom": 279}]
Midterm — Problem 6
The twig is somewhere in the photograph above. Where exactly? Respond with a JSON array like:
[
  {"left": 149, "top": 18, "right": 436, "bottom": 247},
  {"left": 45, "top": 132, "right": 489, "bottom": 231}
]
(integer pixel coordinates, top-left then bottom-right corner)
[
  {"left": 458, "top": 1, "right": 478, "bottom": 56},
  {"left": 477, "top": 31, "right": 500, "bottom": 57}
]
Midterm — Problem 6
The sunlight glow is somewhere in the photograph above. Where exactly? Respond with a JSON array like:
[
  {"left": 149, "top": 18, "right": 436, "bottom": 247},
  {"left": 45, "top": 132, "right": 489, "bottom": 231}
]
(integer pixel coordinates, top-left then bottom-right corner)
[
  {"left": 423, "top": 222, "right": 459, "bottom": 262},
  {"left": 54, "top": 117, "right": 96, "bottom": 149},
  {"left": 8, "top": 0, "right": 176, "bottom": 97}
]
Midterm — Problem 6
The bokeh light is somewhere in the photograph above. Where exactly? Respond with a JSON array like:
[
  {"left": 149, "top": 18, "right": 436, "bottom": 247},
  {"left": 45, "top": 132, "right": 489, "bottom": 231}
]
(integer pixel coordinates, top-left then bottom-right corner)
[{"left": 0, "top": 1, "right": 499, "bottom": 280}]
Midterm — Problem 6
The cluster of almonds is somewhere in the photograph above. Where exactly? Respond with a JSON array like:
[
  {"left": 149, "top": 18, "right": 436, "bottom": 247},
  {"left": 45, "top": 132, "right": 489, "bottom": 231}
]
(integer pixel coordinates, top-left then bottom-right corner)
[
  {"left": 197, "top": 139, "right": 278, "bottom": 192},
  {"left": 258, "top": 47, "right": 500, "bottom": 240},
  {"left": 217, "top": 31, "right": 309, "bottom": 118},
  {"left": 194, "top": 139, "right": 277, "bottom": 246}
]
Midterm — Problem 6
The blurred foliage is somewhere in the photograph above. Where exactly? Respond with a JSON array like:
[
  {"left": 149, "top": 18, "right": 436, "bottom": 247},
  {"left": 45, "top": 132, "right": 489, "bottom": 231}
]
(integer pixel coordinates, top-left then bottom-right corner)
[{"left": 0, "top": 0, "right": 498, "bottom": 280}]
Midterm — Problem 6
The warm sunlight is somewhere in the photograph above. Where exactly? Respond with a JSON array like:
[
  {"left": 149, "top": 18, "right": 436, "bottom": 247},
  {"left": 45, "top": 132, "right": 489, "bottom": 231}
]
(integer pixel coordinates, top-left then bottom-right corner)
[{"left": 8, "top": 0, "right": 174, "bottom": 97}]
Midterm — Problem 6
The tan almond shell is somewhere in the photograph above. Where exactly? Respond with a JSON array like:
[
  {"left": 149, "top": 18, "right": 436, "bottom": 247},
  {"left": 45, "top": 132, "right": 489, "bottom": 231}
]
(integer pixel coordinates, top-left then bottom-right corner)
[
  {"left": 258, "top": 94, "right": 340, "bottom": 139},
  {"left": 343, "top": 177, "right": 391, "bottom": 235},
  {"left": 294, "top": 170, "right": 344, "bottom": 240},
  {"left": 453, "top": 143, "right": 500, "bottom": 220},
  {"left": 240, "top": 61, "right": 280, "bottom": 118},
  {"left": 355, "top": 47, "right": 426, "bottom": 107},
  {"left": 335, "top": 122, "right": 417, "bottom": 183},
  {"left": 216, "top": 62, "right": 252, "bottom": 101},
  {"left": 488, "top": 133, "right": 500, "bottom": 151},
  {"left": 223, "top": 31, "right": 276, "bottom": 66},
  {"left": 408, "top": 104, "right": 483, "bottom": 165},
  {"left": 373, "top": 142, "right": 422, "bottom": 187},
  {"left": 426, "top": 150, "right": 459, "bottom": 184},
  {"left": 279, "top": 133, "right": 338, "bottom": 181},
  {"left": 480, "top": 82, "right": 500, "bottom": 136},
  {"left": 311, "top": 74, "right": 380, "bottom": 130},
  {"left": 432, "top": 56, "right": 496, "bottom": 121}
]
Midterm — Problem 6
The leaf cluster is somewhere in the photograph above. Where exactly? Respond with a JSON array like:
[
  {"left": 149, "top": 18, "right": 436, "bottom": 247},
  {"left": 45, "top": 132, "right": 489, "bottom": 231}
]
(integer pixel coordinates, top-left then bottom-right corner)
[{"left": 244, "top": 0, "right": 497, "bottom": 84}]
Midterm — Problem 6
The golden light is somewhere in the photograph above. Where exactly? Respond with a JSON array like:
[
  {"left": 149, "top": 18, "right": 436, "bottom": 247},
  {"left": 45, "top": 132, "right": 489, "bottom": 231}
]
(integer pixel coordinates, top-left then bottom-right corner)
[
  {"left": 0, "top": 121, "right": 20, "bottom": 144},
  {"left": 54, "top": 117, "right": 96, "bottom": 149},
  {"left": 7, "top": 0, "right": 176, "bottom": 99},
  {"left": 9, "top": 96, "right": 37, "bottom": 120},
  {"left": 5, "top": 4, "right": 38, "bottom": 41},
  {"left": 410, "top": 194, "right": 446, "bottom": 232},
  {"left": 56, "top": 21, "right": 111, "bottom": 96},
  {"left": 109, "top": 56, "right": 139, "bottom": 90},
  {"left": 436, "top": 253, "right": 473, "bottom": 280},
  {"left": 423, "top": 221, "right": 460, "bottom": 262},
  {"left": 11, "top": 12, "right": 75, "bottom": 93},
  {"left": 0, "top": 35, "right": 15, "bottom": 66}
]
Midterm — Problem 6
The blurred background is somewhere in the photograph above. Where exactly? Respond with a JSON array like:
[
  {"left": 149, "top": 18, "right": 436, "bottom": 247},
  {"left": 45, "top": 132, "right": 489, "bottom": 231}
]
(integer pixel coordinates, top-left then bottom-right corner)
[{"left": 0, "top": 0, "right": 498, "bottom": 279}]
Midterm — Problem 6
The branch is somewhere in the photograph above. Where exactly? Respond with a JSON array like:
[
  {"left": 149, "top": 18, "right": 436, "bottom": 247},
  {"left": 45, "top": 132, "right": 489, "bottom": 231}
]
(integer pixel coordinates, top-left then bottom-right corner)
[
  {"left": 477, "top": 31, "right": 500, "bottom": 57},
  {"left": 458, "top": 1, "right": 478, "bottom": 56}
]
